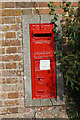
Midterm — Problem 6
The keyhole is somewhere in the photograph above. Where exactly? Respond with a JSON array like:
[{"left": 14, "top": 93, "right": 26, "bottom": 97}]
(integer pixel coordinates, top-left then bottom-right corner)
[{"left": 38, "top": 78, "right": 40, "bottom": 81}]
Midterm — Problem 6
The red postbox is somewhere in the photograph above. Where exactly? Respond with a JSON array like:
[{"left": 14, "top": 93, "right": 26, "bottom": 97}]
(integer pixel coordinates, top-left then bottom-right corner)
[{"left": 30, "top": 23, "right": 56, "bottom": 99}]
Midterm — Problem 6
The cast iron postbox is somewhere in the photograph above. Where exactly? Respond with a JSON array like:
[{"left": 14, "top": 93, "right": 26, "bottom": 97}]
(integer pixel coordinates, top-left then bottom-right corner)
[{"left": 30, "top": 23, "right": 56, "bottom": 99}]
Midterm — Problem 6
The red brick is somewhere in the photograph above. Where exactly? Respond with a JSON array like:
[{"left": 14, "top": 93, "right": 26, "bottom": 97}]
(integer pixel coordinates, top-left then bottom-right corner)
[
  {"left": 15, "top": 17, "right": 21, "bottom": 23},
  {"left": 53, "top": 2, "right": 62, "bottom": 7},
  {"left": 5, "top": 32, "right": 16, "bottom": 38},
  {"left": 16, "top": 2, "right": 35, "bottom": 8},
  {"left": 2, "top": 70, "right": 23, "bottom": 77},
  {"left": 56, "top": 8, "right": 64, "bottom": 14},
  {"left": 4, "top": 2, "right": 15, "bottom": 8},
  {"left": 18, "top": 76, "right": 23, "bottom": 84},
  {"left": 33, "top": 8, "right": 51, "bottom": 15},
  {"left": 2, "top": 107, "right": 7, "bottom": 114},
  {"left": 0, "top": 24, "right": 4, "bottom": 32},
  {"left": 17, "top": 84, "right": 23, "bottom": 91},
  {"left": 0, "top": 48, "right": 5, "bottom": 54},
  {"left": 2, "top": 39, "right": 21, "bottom": 46},
  {"left": 19, "top": 91, "right": 24, "bottom": 98},
  {"left": 22, "top": 9, "right": 32, "bottom": 15},
  {"left": 0, "top": 101, "right": 2, "bottom": 107},
  {"left": 0, "top": 10, "right": 2, "bottom": 16},
  {"left": 10, "top": 24, "right": 20, "bottom": 31},
  {"left": 0, "top": 70, "right": 1, "bottom": 77},
  {"left": 0, "top": 79, "right": 1, "bottom": 84},
  {"left": 6, "top": 47, "right": 17, "bottom": 53},
  {"left": 2, "top": 83, "right": 23, "bottom": 92},
  {"left": 2, "top": 9, "right": 21, "bottom": 16},
  {"left": 2, "top": 55, "right": 22, "bottom": 61},
  {"left": 2, "top": 48, "right": 5, "bottom": 54},
  {"left": 2, "top": 17, "right": 15, "bottom": 24},
  {"left": 17, "top": 47, "right": 23, "bottom": 53},
  {"left": 6, "top": 63, "right": 16, "bottom": 69},
  {"left": 0, "top": 63, "right": 5, "bottom": 69},
  {"left": 2, "top": 84, "right": 17, "bottom": 91},
  {"left": 4, "top": 100, "right": 19, "bottom": 106},
  {"left": 17, "top": 31, "right": 22, "bottom": 38},
  {"left": 2, "top": 93, "right": 8, "bottom": 99},
  {"left": 73, "top": 2, "right": 78, "bottom": 6},
  {"left": 0, "top": 25, "right": 2, "bottom": 31},
  {"left": 8, "top": 92, "right": 19, "bottom": 99},
  {"left": 36, "top": 2, "right": 48, "bottom": 7},
  {"left": 0, "top": 17, "right": 2, "bottom": 24},
  {"left": 0, "top": 2, "right": 2, "bottom": 8},
  {"left": 17, "top": 62, "right": 23, "bottom": 69},
  {"left": 0, "top": 33, "right": 4, "bottom": 39},
  {"left": 2, "top": 78, "right": 5, "bottom": 84},
  {"left": 0, "top": 93, "right": 2, "bottom": 98},
  {"left": 8, "top": 107, "right": 18, "bottom": 113},
  {"left": 2, "top": 25, "right": 9, "bottom": 31},
  {"left": 6, "top": 78, "right": 18, "bottom": 84},
  {"left": 0, "top": 55, "right": 2, "bottom": 62},
  {"left": 0, "top": 40, "right": 2, "bottom": 46}
]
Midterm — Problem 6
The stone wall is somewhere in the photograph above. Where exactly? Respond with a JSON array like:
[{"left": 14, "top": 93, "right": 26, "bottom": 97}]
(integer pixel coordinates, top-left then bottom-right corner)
[{"left": 0, "top": 1, "right": 79, "bottom": 119}]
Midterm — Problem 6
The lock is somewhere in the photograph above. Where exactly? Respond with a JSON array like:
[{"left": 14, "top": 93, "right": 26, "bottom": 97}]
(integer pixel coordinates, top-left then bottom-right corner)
[
  {"left": 38, "top": 78, "right": 44, "bottom": 85},
  {"left": 30, "top": 23, "right": 56, "bottom": 99}
]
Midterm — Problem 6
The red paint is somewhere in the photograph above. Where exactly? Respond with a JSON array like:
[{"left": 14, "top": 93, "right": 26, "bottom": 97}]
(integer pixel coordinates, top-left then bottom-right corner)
[{"left": 30, "top": 23, "right": 56, "bottom": 99}]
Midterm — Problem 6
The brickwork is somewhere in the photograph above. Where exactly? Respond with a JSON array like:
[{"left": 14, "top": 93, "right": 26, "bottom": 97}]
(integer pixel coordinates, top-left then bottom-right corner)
[{"left": 0, "top": 1, "right": 78, "bottom": 119}]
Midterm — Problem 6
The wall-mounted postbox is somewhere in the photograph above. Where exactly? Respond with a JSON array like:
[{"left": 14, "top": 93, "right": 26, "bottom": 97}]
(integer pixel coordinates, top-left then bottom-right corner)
[{"left": 30, "top": 23, "right": 56, "bottom": 99}]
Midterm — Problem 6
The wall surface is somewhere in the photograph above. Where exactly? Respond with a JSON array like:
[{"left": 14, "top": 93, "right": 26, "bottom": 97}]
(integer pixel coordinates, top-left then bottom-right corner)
[{"left": 0, "top": 1, "right": 79, "bottom": 119}]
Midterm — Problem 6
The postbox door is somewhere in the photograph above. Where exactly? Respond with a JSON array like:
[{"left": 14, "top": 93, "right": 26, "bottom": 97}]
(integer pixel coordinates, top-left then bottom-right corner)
[{"left": 30, "top": 23, "right": 56, "bottom": 99}]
